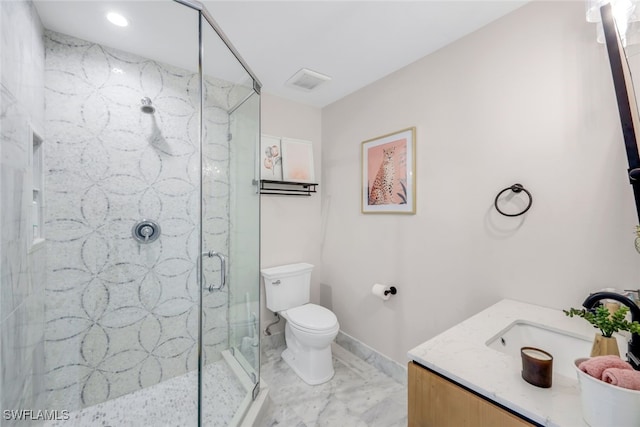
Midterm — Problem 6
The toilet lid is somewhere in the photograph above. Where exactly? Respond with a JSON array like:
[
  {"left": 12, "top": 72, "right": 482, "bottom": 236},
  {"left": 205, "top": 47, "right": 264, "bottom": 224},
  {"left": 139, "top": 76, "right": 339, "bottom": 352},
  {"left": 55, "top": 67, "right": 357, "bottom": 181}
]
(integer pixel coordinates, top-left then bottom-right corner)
[{"left": 286, "top": 304, "right": 337, "bottom": 331}]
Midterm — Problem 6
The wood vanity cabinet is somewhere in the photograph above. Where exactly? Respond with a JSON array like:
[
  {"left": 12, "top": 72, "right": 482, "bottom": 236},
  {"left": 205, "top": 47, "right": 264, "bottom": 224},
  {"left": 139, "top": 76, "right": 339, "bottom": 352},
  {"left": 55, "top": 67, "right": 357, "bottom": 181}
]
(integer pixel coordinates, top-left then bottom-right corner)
[{"left": 408, "top": 362, "right": 537, "bottom": 427}]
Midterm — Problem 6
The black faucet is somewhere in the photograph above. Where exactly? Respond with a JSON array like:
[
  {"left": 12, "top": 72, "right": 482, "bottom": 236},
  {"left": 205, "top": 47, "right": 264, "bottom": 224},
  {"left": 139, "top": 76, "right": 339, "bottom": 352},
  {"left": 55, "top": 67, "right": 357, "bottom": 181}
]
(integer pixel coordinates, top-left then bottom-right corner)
[{"left": 582, "top": 291, "right": 640, "bottom": 369}]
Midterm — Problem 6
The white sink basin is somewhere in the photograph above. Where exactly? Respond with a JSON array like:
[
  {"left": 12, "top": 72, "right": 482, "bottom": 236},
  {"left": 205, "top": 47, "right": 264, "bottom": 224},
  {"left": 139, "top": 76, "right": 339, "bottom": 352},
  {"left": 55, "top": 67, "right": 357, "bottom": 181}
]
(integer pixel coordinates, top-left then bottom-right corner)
[{"left": 485, "top": 320, "right": 598, "bottom": 378}]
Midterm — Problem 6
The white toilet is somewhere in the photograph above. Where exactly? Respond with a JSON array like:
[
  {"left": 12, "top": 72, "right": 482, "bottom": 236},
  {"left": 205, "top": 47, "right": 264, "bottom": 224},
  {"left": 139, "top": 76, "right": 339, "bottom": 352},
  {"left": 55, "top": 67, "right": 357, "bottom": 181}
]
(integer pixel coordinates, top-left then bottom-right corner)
[{"left": 261, "top": 263, "right": 339, "bottom": 385}]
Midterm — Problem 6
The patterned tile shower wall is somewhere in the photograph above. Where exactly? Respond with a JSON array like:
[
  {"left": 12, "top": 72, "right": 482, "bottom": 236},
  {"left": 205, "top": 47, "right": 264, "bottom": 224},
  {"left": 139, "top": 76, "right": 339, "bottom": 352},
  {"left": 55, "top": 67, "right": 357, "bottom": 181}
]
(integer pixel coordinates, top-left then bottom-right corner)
[
  {"left": 1, "top": 74, "right": 47, "bottom": 423},
  {"left": 43, "top": 31, "right": 234, "bottom": 410},
  {"left": 0, "top": 0, "right": 47, "bottom": 419}
]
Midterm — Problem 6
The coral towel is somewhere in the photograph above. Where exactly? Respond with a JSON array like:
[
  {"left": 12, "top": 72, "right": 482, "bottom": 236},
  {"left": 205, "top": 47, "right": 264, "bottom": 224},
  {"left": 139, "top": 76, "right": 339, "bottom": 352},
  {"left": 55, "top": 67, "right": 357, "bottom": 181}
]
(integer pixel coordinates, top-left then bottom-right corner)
[
  {"left": 602, "top": 368, "right": 640, "bottom": 391},
  {"left": 578, "top": 355, "right": 633, "bottom": 379}
]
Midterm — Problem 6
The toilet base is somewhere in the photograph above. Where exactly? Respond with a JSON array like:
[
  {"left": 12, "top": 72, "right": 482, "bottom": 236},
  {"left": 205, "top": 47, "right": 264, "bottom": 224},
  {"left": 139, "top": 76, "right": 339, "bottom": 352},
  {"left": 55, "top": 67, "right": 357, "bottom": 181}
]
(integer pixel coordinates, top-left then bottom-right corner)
[{"left": 281, "top": 347, "right": 335, "bottom": 385}]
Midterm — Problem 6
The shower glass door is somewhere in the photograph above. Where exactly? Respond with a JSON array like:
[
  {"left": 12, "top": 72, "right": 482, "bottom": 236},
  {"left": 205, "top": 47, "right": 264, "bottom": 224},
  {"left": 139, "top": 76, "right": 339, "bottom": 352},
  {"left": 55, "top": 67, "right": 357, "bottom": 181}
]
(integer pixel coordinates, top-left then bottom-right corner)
[{"left": 199, "top": 10, "right": 261, "bottom": 426}]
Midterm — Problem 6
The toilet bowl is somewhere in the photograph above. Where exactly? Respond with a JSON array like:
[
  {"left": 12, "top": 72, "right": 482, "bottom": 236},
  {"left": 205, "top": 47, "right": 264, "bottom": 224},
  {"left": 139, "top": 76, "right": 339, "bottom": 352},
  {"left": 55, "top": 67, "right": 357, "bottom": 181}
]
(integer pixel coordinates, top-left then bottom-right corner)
[
  {"left": 261, "top": 263, "right": 340, "bottom": 385},
  {"left": 280, "top": 303, "right": 339, "bottom": 385}
]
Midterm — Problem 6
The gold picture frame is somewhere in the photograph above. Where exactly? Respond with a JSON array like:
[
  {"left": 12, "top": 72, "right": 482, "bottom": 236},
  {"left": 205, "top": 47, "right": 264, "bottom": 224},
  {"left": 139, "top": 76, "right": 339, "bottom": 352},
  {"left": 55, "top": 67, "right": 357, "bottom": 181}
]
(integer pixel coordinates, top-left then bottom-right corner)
[{"left": 361, "top": 127, "right": 416, "bottom": 214}]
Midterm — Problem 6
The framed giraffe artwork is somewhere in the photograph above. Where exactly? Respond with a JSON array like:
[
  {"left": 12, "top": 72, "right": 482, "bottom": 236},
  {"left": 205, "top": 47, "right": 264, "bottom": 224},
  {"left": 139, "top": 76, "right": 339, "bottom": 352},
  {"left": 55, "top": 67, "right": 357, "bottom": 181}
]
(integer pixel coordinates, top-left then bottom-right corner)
[{"left": 361, "top": 127, "right": 416, "bottom": 214}]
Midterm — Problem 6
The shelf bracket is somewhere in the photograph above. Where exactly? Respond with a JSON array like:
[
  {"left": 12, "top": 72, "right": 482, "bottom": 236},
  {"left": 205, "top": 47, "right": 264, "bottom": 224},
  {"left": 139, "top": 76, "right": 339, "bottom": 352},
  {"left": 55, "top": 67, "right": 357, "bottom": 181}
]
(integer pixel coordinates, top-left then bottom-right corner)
[{"left": 258, "top": 179, "right": 318, "bottom": 196}]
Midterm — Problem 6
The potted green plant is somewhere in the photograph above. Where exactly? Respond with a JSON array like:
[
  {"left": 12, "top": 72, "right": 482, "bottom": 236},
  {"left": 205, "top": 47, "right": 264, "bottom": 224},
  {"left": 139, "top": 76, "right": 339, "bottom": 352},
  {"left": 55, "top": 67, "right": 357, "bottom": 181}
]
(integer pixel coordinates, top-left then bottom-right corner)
[{"left": 564, "top": 305, "right": 640, "bottom": 357}]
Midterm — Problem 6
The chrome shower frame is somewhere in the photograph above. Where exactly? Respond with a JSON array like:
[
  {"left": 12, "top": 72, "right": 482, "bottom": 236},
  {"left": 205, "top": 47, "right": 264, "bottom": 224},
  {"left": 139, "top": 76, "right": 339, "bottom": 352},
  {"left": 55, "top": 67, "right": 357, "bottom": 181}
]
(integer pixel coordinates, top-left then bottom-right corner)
[
  {"left": 174, "top": 0, "right": 262, "bottom": 94},
  {"left": 170, "top": 1, "right": 261, "bottom": 426}
]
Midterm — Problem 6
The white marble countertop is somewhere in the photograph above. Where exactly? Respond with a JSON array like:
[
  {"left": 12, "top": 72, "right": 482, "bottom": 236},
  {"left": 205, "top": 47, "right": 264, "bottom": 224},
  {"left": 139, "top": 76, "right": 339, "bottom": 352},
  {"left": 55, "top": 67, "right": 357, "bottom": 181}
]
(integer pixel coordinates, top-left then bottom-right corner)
[{"left": 407, "top": 299, "right": 628, "bottom": 427}]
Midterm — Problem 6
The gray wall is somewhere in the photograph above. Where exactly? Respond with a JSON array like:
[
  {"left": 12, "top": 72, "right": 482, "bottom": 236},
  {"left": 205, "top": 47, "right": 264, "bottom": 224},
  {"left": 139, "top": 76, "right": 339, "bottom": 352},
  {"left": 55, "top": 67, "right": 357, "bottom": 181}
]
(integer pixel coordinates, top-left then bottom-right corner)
[
  {"left": 320, "top": 0, "right": 640, "bottom": 364},
  {"left": 259, "top": 93, "right": 322, "bottom": 337}
]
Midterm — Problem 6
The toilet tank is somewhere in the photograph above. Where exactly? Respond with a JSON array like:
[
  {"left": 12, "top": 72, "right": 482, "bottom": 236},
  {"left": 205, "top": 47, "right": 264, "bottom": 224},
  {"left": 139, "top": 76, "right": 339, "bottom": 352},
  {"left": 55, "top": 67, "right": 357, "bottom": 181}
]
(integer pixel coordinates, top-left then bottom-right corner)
[{"left": 261, "top": 263, "right": 314, "bottom": 312}]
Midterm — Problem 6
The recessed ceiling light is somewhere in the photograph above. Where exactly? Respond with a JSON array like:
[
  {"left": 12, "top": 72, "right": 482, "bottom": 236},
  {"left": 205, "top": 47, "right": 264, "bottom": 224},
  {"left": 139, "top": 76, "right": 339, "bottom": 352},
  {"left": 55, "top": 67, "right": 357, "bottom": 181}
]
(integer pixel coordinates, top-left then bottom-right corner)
[{"left": 106, "top": 12, "right": 128, "bottom": 27}]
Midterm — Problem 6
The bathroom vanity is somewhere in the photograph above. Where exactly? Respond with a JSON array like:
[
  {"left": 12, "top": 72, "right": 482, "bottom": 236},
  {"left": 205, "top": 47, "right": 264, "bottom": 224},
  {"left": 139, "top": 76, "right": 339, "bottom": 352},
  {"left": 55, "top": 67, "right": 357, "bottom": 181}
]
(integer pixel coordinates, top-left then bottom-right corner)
[
  {"left": 408, "top": 362, "right": 534, "bottom": 426},
  {"left": 407, "top": 299, "right": 627, "bottom": 427}
]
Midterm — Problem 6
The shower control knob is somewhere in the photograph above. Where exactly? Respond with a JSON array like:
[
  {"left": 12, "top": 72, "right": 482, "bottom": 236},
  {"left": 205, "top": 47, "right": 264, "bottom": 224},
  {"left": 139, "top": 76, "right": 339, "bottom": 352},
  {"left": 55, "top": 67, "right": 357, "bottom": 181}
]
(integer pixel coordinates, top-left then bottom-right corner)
[
  {"left": 139, "top": 226, "right": 153, "bottom": 237},
  {"left": 132, "top": 220, "right": 161, "bottom": 244}
]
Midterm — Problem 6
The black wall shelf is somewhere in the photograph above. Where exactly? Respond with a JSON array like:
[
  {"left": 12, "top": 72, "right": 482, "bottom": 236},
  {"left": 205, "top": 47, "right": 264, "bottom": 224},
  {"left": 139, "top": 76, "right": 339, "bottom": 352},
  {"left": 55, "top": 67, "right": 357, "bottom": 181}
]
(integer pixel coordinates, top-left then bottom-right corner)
[{"left": 258, "top": 180, "right": 318, "bottom": 196}]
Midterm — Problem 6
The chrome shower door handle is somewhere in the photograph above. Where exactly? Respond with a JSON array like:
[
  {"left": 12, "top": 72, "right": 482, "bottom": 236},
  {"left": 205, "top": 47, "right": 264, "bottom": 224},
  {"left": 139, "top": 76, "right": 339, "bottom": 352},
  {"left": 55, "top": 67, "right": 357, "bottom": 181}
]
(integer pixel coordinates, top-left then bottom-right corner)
[{"left": 203, "top": 251, "right": 226, "bottom": 292}]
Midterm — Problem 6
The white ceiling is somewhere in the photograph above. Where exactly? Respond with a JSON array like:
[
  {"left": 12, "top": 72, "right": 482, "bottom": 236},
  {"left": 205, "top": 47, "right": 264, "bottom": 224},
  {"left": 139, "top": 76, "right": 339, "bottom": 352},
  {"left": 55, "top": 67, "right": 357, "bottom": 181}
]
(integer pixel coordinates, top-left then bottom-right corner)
[{"left": 34, "top": 0, "right": 530, "bottom": 108}]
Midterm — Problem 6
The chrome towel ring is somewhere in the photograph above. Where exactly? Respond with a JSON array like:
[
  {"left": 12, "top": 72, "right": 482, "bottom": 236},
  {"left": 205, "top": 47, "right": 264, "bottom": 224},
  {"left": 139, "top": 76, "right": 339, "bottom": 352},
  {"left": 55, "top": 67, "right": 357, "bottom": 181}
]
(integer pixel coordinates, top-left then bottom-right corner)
[{"left": 494, "top": 183, "right": 532, "bottom": 217}]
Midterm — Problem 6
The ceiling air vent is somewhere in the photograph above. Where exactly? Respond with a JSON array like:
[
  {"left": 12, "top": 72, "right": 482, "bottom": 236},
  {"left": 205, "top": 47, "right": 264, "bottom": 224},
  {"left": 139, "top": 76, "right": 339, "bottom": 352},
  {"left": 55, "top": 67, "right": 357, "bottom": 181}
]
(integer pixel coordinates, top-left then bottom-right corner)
[{"left": 286, "top": 68, "right": 332, "bottom": 91}]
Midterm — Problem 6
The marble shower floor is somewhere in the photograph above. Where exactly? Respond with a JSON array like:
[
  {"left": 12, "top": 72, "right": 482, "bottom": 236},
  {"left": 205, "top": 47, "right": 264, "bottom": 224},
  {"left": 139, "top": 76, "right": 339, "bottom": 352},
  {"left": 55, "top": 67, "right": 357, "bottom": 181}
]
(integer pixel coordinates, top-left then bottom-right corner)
[
  {"left": 259, "top": 342, "right": 407, "bottom": 427},
  {"left": 43, "top": 359, "right": 246, "bottom": 427}
]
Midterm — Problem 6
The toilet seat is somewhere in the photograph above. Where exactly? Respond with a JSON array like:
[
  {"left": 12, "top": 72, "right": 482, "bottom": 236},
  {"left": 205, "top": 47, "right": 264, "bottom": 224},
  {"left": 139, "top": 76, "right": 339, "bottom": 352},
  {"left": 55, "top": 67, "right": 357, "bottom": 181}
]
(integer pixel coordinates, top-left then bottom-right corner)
[{"left": 284, "top": 303, "right": 338, "bottom": 333}]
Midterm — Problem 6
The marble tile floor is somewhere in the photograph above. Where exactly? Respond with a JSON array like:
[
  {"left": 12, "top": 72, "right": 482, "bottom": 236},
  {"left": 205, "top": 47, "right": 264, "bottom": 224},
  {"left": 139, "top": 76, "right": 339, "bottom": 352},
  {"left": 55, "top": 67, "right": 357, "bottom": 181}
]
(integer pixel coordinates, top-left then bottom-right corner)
[
  {"left": 43, "top": 359, "right": 246, "bottom": 427},
  {"left": 40, "top": 343, "right": 407, "bottom": 426},
  {"left": 259, "top": 342, "right": 407, "bottom": 427}
]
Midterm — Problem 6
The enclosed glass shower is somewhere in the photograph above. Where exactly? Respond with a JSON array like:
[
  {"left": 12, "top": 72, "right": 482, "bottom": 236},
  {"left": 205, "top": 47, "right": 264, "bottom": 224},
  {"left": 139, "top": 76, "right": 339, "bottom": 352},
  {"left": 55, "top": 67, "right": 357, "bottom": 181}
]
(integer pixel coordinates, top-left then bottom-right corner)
[{"left": 0, "top": 0, "right": 261, "bottom": 425}]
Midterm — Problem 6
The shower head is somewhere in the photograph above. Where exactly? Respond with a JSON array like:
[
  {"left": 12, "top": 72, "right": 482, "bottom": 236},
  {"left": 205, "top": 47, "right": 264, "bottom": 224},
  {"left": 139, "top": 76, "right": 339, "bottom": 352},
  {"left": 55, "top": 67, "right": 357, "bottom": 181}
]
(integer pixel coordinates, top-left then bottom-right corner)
[{"left": 140, "top": 97, "right": 155, "bottom": 114}]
